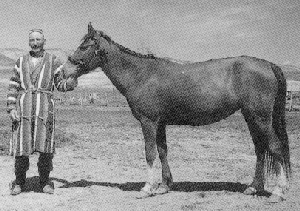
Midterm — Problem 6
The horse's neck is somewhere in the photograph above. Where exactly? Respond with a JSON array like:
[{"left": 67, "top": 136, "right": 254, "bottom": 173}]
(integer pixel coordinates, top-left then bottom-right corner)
[{"left": 102, "top": 50, "right": 152, "bottom": 95}]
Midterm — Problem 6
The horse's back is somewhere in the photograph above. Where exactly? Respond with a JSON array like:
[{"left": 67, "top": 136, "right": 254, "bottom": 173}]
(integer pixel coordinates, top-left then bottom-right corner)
[{"left": 179, "top": 56, "right": 278, "bottom": 104}]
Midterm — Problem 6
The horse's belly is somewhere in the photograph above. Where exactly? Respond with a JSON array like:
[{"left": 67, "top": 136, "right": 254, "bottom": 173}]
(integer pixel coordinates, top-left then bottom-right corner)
[
  {"left": 165, "top": 101, "right": 240, "bottom": 126},
  {"left": 168, "top": 112, "right": 235, "bottom": 126}
]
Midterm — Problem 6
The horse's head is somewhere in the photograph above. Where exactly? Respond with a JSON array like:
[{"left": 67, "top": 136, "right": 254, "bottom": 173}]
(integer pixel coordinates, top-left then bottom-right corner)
[{"left": 68, "top": 22, "right": 109, "bottom": 76}]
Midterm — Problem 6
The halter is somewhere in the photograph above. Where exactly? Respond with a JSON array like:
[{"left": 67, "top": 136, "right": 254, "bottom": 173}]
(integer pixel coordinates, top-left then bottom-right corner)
[{"left": 69, "top": 37, "right": 106, "bottom": 72}]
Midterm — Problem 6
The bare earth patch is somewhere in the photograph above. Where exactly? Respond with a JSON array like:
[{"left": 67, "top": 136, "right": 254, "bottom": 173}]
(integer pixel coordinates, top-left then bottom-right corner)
[{"left": 1, "top": 107, "right": 300, "bottom": 211}]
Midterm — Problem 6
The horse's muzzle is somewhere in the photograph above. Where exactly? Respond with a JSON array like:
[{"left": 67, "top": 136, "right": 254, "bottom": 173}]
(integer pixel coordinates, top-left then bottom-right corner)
[{"left": 68, "top": 56, "right": 85, "bottom": 66}]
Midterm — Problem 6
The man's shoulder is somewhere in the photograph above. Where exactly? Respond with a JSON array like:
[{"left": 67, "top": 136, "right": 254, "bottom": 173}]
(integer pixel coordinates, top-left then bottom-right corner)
[
  {"left": 44, "top": 51, "right": 57, "bottom": 59},
  {"left": 15, "top": 53, "right": 28, "bottom": 64},
  {"left": 18, "top": 52, "right": 30, "bottom": 59},
  {"left": 44, "top": 51, "right": 63, "bottom": 66}
]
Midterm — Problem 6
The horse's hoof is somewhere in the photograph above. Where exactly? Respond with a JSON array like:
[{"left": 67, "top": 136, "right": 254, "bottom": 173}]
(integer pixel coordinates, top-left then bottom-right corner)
[
  {"left": 267, "top": 194, "right": 285, "bottom": 203},
  {"left": 136, "top": 183, "right": 155, "bottom": 199},
  {"left": 136, "top": 190, "right": 153, "bottom": 199},
  {"left": 153, "top": 184, "right": 170, "bottom": 195},
  {"left": 243, "top": 187, "right": 257, "bottom": 195}
]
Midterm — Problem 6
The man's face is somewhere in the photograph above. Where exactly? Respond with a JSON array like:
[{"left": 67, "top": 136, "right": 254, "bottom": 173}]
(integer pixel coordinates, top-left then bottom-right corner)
[{"left": 29, "top": 32, "right": 45, "bottom": 52}]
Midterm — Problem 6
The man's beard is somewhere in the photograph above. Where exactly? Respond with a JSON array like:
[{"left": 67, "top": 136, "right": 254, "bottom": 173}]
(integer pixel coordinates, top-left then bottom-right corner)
[
  {"left": 30, "top": 48, "right": 45, "bottom": 57},
  {"left": 31, "top": 45, "right": 43, "bottom": 52}
]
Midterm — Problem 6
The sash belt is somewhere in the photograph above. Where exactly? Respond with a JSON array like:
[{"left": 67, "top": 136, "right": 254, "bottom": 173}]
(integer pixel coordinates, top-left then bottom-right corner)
[
  {"left": 20, "top": 88, "right": 53, "bottom": 95},
  {"left": 18, "top": 88, "right": 54, "bottom": 121}
]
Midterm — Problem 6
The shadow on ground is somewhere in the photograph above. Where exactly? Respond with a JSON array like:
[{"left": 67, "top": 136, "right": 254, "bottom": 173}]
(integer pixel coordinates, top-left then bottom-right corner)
[
  {"left": 14, "top": 176, "right": 45, "bottom": 193},
  {"left": 51, "top": 177, "right": 271, "bottom": 197}
]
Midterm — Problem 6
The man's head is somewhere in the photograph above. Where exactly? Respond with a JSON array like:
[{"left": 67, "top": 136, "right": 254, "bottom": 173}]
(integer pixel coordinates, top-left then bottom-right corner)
[{"left": 29, "top": 29, "right": 46, "bottom": 52}]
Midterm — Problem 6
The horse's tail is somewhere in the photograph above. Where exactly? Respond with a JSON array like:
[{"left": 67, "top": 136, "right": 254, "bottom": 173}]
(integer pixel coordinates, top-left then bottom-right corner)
[{"left": 266, "top": 63, "right": 291, "bottom": 180}]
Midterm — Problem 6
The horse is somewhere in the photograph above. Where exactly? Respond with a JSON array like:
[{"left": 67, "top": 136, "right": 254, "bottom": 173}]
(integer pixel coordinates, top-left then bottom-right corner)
[{"left": 68, "top": 23, "right": 291, "bottom": 202}]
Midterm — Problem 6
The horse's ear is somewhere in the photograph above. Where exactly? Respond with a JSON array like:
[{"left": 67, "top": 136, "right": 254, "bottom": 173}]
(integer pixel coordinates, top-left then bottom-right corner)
[{"left": 88, "top": 22, "right": 94, "bottom": 34}]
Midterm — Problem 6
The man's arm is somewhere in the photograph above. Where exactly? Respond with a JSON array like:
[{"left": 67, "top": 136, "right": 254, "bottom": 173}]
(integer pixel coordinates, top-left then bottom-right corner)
[
  {"left": 53, "top": 56, "right": 78, "bottom": 92},
  {"left": 7, "top": 59, "right": 22, "bottom": 121}
]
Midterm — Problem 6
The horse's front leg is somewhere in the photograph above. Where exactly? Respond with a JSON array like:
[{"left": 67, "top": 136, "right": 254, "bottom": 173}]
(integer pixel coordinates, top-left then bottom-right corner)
[
  {"left": 140, "top": 118, "right": 158, "bottom": 196},
  {"left": 154, "top": 124, "right": 173, "bottom": 195}
]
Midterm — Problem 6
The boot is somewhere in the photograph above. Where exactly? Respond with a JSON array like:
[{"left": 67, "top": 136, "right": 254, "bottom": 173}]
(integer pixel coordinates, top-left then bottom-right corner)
[
  {"left": 38, "top": 153, "right": 54, "bottom": 194},
  {"left": 42, "top": 183, "right": 54, "bottom": 194},
  {"left": 10, "top": 156, "right": 29, "bottom": 195},
  {"left": 10, "top": 172, "right": 26, "bottom": 195},
  {"left": 9, "top": 183, "right": 22, "bottom": 195},
  {"left": 39, "top": 170, "right": 54, "bottom": 194}
]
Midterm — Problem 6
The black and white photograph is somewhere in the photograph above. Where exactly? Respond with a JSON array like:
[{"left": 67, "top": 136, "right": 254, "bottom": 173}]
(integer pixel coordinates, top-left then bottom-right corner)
[{"left": 0, "top": 0, "right": 300, "bottom": 210}]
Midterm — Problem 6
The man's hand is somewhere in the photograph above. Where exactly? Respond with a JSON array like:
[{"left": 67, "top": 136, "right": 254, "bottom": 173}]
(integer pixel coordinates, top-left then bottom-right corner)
[
  {"left": 9, "top": 109, "right": 20, "bottom": 122},
  {"left": 66, "top": 76, "right": 78, "bottom": 91}
]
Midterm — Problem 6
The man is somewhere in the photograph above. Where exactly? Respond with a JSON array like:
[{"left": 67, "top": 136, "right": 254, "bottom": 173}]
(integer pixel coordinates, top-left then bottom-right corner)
[{"left": 7, "top": 29, "right": 78, "bottom": 195}]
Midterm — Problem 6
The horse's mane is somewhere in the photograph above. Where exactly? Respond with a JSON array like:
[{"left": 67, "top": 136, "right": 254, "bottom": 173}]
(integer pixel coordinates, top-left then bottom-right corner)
[{"left": 82, "top": 30, "right": 156, "bottom": 59}]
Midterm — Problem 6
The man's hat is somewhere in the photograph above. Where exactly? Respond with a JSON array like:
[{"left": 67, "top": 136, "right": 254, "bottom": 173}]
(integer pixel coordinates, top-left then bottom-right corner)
[{"left": 29, "top": 29, "right": 43, "bottom": 35}]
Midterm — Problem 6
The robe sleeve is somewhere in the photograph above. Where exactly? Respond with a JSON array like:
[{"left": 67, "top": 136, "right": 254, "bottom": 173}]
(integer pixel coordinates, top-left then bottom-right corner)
[
  {"left": 7, "top": 58, "right": 22, "bottom": 113},
  {"left": 53, "top": 56, "right": 77, "bottom": 92}
]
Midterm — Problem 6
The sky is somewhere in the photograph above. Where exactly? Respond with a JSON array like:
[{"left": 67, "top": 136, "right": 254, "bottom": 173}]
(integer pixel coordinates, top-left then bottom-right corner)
[{"left": 0, "top": 0, "right": 299, "bottom": 65}]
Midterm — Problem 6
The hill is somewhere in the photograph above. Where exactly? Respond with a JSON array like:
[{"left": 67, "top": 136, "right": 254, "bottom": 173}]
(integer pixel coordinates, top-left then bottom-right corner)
[
  {"left": 0, "top": 48, "right": 73, "bottom": 64},
  {"left": 76, "top": 68, "right": 113, "bottom": 89},
  {"left": 45, "top": 48, "right": 74, "bottom": 63},
  {"left": 0, "top": 53, "right": 15, "bottom": 67},
  {"left": 0, "top": 48, "right": 26, "bottom": 61},
  {"left": 280, "top": 64, "right": 300, "bottom": 81},
  {"left": 0, "top": 48, "right": 300, "bottom": 88},
  {"left": 281, "top": 64, "right": 300, "bottom": 72}
]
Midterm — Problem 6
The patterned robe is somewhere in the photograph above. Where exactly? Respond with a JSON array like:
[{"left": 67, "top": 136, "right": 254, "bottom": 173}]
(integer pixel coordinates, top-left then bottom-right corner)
[{"left": 7, "top": 51, "right": 75, "bottom": 156}]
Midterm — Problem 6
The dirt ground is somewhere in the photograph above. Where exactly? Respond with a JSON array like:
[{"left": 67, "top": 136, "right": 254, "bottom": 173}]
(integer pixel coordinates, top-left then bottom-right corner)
[{"left": 1, "top": 106, "right": 300, "bottom": 211}]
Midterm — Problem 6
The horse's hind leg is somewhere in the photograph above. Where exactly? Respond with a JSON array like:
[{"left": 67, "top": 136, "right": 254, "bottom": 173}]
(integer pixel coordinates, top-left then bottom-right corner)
[
  {"left": 268, "top": 162, "right": 289, "bottom": 203},
  {"left": 243, "top": 111, "right": 289, "bottom": 202},
  {"left": 268, "top": 116, "right": 290, "bottom": 203},
  {"left": 243, "top": 114, "right": 267, "bottom": 195}
]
